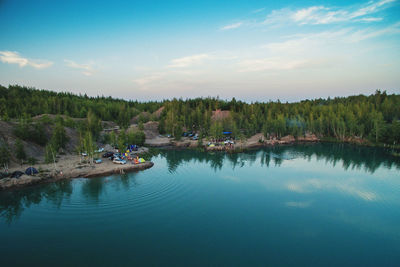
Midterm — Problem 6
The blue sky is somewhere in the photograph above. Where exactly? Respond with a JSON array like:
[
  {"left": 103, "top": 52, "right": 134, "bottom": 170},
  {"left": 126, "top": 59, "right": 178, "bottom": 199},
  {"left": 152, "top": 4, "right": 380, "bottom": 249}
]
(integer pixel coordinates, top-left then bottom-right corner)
[{"left": 0, "top": 0, "right": 399, "bottom": 101}]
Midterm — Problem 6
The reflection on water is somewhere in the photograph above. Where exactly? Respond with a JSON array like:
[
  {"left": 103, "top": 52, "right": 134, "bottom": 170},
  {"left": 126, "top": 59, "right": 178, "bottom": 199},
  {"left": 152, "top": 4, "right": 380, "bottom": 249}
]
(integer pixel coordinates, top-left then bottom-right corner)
[
  {"left": 160, "top": 143, "right": 400, "bottom": 174},
  {"left": 0, "top": 181, "right": 73, "bottom": 224},
  {"left": 81, "top": 172, "right": 140, "bottom": 201},
  {"left": 0, "top": 143, "right": 399, "bottom": 224},
  {"left": 0, "top": 143, "right": 400, "bottom": 266}
]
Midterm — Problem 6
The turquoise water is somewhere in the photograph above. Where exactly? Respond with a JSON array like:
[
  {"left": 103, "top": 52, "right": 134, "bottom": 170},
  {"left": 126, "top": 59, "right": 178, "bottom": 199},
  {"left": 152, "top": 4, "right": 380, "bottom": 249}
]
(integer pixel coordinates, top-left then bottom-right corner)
[{"left": 1, "top": 144, "right": 400, "bottom": 266}]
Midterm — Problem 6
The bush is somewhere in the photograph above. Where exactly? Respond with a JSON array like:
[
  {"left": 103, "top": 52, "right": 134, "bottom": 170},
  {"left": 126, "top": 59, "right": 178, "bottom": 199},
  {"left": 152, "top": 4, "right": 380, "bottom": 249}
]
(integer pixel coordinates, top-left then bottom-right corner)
[
  {"left": 15, "top": 139, "right": 26, "bottom": 164},
  {"left": 101, "top": 133, "right": 111, "bottom": 144},
  {"left": 13, "top": 120, "right": 47, "bottom": 146},
  {"left": 126, "top": 130, "right": 146, "bottom": 146},
  {"left": 40, "top": 115, "right": 53, "bottom": 124},
  {"left": 50, "top": 122, "right": 68, "bottom": 151},
  {"left": 45, "top": 144, "right": 56, "bottom": 164},
  {"left": 0, "top": 141, "right": 10, "bottom": 170},
  {"left": 138, "top": 122, "right": 144, "bottom": 130},
  {"left": 27, "top": 157, "right": 37, "bottom": 165},
  {"left": 64, "top": 117, "right": 76, "bottom": 128}
]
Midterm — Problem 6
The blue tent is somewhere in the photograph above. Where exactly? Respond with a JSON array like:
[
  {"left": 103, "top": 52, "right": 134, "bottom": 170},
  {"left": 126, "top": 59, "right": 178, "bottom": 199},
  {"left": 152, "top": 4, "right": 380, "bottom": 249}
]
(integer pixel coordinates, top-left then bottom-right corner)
[
  {"left": 223, "top": 131, "right": 232, "bottom": 135},
  {"left": 25, "top": 167, "right": 39, "bottom": 175}
]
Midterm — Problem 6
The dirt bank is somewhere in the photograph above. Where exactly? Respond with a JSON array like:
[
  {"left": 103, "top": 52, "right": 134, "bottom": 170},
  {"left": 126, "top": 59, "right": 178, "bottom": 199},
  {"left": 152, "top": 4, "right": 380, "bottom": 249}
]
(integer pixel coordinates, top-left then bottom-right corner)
[
  {"left": 0, "top": 155, "right": 154, "bottom": 191},
  {"left": 206, "top": 133, "right": 319, "bottom": 152}
]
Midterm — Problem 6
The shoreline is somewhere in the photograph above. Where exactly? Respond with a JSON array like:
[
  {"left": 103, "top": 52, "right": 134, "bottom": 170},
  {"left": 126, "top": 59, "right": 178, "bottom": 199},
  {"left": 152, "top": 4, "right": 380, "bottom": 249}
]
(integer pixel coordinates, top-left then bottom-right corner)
[
  {"left": 0, "top": 156, "right": 154, "bottom": 191},
  {"left": 146, "top": 133, "right": 321, "bottom": 152},
  {"left": 1, "top": 133, "right": 395, "bottom": 191}
]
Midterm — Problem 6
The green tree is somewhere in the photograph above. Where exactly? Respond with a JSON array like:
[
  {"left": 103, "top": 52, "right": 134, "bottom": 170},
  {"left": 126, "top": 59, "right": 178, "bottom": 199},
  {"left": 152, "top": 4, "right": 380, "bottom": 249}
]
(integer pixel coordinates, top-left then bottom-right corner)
[
  {"left": 51, "top": 122, "right": 68, "bottom": 151},
  {"left": 127, "top": 130, "right": 146, "bottom": 146},
  {"left": 45, "top": 144, "right": 58, "bottom": 172},
  {"left": 109, "top": 131, "right": 117, "bottom": 146},
  {"left": 83, "top": 131, "right": 96, "bottom": 164},
  {"left": 14, "top": 139, "right": 26, "bottom": 165},
  {"left": 117, "top": 132, "right": 126, "bottom": 154},
  {"left": 0, "top": 141, "right": 10, "bottom": 171},
  {"left": 87, "top": 109, "right": 102, "bottom": 138},
  {"left": 371, "top": 111, "right": 385, "bottom": 143}
]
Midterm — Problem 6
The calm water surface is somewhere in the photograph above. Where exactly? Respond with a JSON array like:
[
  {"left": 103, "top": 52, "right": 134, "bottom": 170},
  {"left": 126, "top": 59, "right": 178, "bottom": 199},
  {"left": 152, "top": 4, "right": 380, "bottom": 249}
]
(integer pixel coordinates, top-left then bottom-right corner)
[{"left": 1, "top": 144, "right": 400, "bottom": 266}]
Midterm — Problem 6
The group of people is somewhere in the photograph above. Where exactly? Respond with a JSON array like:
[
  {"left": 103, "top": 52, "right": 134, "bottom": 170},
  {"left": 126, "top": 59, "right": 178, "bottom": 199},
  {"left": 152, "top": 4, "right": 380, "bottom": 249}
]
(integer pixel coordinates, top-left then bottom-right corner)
[{"left": 121, "top": 151, "right": 145, "bottom": 164}]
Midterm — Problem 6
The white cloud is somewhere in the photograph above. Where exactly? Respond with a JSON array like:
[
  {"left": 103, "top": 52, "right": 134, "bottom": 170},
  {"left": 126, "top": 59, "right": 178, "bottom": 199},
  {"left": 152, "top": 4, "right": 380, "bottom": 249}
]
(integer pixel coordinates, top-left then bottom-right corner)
[
  {"left": 167, "top": 54, "right": 211, "bottom": 68},
  {"left": 252, "top": 8, "right": 265, "bottom": 14},
  {"left": 234, "top": 22, "right": 399, "bottom": 74},
  {"left": 264, "top": 0, "right": 396, "bottom": 25},
  {"left": 262, "top": 22, "right": 400, "bottom": 55},
  {"left": 286, "top": 178, "right": 378, "bottom": 202},
  {"left": 347, "top": 22, "right": 400, "bottom": 42},
  {"left": 0, "top": 51, "right": 53, "bottom": 69},
  {"left": 263, "top": 29, "right": 350, "bottom": 56},
  {"left": 221, "top": 22, "right": 243, "bottom": 30},
  {"left": 64, "top": 59, "right": 95, "bottom": 76},
  {"left": 238, "top": 58, "right": 310, "bottom": 72},
  {"left": 357, "top": 17, "right": 383, "bottom": 22},
  {"left": 292, "top": 6, "right": 327, "bottom": 24},
  {"left": 132, "top": 73, "right": 165, "bottom": 86}
]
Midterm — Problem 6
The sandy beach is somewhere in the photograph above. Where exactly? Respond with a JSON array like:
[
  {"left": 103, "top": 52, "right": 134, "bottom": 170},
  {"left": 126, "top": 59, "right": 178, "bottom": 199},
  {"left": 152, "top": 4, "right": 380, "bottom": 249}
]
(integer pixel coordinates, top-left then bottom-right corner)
[{"left": 0, "top": 154, "right": 154, "bottom": 190}]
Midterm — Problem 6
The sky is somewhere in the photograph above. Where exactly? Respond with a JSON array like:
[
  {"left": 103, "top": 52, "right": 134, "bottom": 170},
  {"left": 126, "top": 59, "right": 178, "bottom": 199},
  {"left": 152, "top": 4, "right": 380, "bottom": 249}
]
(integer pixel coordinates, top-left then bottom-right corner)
[{"left": 0, "top": 0, "right": 399, "bottom": 102}]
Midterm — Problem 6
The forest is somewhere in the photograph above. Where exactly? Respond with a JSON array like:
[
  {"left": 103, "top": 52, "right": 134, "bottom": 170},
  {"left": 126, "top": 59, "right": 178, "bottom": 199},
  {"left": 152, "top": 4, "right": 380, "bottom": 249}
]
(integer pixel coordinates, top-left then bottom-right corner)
[{"left": 0, "top": 85, "right": 399, "bottom": 146}]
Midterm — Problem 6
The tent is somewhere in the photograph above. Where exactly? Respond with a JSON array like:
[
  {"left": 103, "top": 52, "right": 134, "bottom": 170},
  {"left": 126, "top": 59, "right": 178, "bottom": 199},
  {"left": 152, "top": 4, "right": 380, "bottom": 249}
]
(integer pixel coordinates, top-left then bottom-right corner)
[{"left": 25, "top": 167, "right": 39, "bottom": 175}]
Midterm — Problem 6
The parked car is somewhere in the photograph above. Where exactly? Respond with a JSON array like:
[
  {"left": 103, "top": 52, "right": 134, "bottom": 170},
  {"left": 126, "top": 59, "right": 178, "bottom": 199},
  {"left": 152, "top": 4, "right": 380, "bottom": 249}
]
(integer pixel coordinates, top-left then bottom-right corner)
[
  {"left": 95, "top": 148, "right": 104, "bottom": 153},
  {"left": 113, "top": 158, "right": 126, "bottom": 164},
  {"left": 94, "top": 158, "right": 102, "bottom": 164},
  {"left": 102, "top": 152, "right": 114, "bottom": 158}
]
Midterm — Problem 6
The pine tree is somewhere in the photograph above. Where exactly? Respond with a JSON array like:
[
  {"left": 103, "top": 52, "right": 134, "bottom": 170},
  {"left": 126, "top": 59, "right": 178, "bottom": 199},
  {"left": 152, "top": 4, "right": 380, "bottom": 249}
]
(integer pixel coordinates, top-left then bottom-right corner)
[{"left": 15, "top": 139, "right": 26, "bottom": 165}]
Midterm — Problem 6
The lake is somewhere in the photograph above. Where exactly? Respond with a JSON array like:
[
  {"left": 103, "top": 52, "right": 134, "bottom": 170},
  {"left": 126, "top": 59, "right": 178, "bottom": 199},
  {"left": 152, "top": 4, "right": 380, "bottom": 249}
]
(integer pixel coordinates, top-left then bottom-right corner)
[{"left": 1, "top": 144, "right": 400, "bottom": 266}]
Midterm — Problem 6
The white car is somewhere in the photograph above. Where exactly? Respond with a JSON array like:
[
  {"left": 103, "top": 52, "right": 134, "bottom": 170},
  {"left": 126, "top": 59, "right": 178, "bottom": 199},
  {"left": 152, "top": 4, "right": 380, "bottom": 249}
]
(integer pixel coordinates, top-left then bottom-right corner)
[{"left": 113, "top": 158, "right": 126, "bottom": 164}]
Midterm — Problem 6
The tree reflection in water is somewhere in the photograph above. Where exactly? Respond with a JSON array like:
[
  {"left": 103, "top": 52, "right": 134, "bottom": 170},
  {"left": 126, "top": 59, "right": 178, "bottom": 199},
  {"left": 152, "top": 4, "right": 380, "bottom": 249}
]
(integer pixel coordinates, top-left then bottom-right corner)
[
  {"left": 160, "top": 143, "right": 400, "bottom": 174},
  {"left": 1, "top": 143, "right": 399, "bottom": 223},
  {"left": 0, "top": 180, "right": 72, "bottom": 224},
  {"left": 81, "top": 172, "right": 140, "bottom": 202}
]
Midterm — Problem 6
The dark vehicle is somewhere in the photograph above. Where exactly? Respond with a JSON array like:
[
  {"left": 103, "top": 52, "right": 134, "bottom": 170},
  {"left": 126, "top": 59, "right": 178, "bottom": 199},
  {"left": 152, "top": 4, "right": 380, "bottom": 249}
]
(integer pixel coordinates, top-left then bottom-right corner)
[
  {"left": 102, "top": 152, "right": 114, "bottom": 158},
  {"left": 10, "top": 171, "right": 24, "bottom": 178}
]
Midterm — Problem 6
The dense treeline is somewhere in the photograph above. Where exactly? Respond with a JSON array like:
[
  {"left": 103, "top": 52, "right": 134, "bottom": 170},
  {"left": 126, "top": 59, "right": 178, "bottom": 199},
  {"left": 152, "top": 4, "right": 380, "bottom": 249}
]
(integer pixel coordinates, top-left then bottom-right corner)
[
  {"left": 0, "top": 85, "right": 399, "bottom": 145},
  {"left": 0, "top": 85, "right": 162, "bottom": 128},
  {"left": 159, "top": 91, "right": 400, "bottom": 145}
]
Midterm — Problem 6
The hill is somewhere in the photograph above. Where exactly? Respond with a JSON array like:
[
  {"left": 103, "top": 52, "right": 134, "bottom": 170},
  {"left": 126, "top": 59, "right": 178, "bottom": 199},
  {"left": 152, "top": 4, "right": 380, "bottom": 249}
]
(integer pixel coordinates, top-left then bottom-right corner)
[{"left": 0, "top": 85, "right": 399, "bottom": 150}]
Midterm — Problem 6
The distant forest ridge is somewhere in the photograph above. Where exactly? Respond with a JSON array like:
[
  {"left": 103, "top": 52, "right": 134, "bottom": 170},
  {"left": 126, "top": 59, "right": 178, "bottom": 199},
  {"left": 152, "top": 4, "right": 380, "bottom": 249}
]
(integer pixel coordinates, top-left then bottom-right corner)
[{"left": 0, "top": 84, "right": 399, "bottom": 145}]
